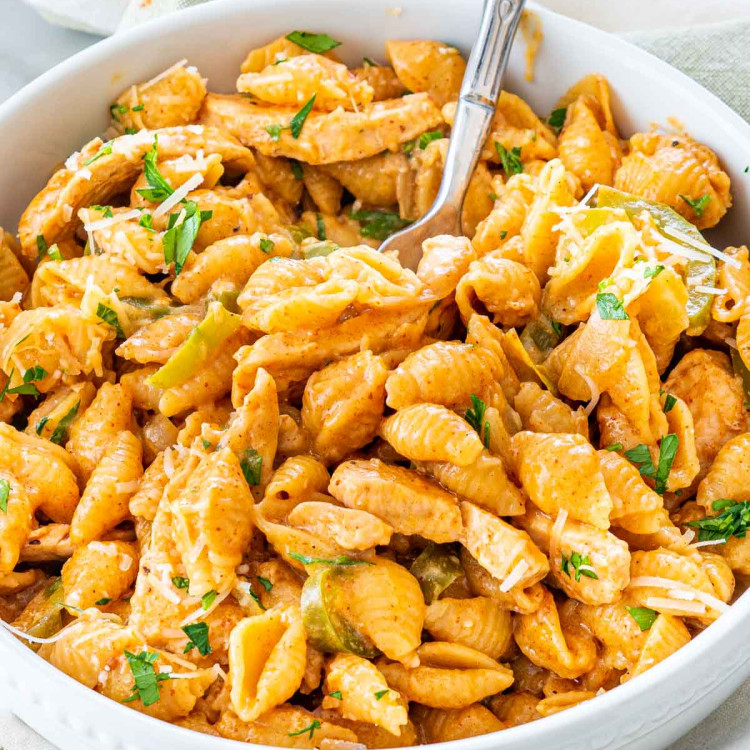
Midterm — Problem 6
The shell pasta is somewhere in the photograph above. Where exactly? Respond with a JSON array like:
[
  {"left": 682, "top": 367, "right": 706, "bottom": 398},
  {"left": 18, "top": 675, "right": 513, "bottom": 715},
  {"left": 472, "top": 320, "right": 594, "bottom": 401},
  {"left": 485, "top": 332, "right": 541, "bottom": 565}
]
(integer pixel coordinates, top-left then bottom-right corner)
[{"left": 1, "top": 22, "right": 749, "bottom": 750}]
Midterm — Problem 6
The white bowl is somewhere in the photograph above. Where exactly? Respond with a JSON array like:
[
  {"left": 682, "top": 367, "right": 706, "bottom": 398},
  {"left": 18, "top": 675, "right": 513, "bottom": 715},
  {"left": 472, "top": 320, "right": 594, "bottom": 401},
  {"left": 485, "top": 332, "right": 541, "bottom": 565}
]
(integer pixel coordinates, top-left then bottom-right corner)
[{"left": 2, "top": 2, "right": 750, "bottom": 749}]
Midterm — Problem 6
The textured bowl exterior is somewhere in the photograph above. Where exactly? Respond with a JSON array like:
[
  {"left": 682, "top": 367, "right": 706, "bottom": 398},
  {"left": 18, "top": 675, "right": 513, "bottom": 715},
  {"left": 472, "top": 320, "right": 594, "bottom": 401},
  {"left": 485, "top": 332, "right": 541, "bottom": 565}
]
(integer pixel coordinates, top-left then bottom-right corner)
[{"left": 1, "top": 1, "right": 750, "bottom": 748}]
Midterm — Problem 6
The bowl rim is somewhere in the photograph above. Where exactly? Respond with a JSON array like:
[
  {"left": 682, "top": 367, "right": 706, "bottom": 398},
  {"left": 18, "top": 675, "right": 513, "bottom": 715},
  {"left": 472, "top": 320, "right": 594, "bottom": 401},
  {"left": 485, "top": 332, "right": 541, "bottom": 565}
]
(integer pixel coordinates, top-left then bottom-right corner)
[{"left": 2, "top": 1, "right": 750, "bottom": 748}]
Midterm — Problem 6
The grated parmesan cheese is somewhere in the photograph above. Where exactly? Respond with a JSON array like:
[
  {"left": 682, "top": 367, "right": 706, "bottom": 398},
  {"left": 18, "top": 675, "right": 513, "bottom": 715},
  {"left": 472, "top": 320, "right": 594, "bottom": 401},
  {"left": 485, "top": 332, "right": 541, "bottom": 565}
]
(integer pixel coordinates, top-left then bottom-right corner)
[
  {"left": 694, "top": 285, "right": 727, "bottom": 295},
  {"left": 84, "top": 208, "right": 141, "bottom": 233},
  {"left": 140, "top": 59, "right": 188, "bottom": 91},
  {"left": 0, "top": 620, "right": 68, "bottom": 645},
  {"left": 663, "top": 226, "right": 742, "bottom": 269},
  {"left": 644, "top": 596, "right": 706, "bottom": 615},
  {"left": 499, "top": 559, "right": 529, "bottom": 593},
  {"left": 581, "top": 182, "right": 601, "bottom": 206},
  {"left": 153, "top": 172, "right": 204, "bottom": 218}
]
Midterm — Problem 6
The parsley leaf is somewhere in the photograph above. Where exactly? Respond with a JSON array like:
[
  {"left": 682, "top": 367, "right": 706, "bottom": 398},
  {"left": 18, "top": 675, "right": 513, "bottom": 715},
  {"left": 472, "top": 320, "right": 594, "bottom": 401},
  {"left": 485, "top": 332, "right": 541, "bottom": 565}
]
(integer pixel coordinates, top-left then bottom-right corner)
[
  {"left": 163, "top": 201, "right": 212, "bottom": 275},
  {"left": 171, "top": 576, "right": 190, "bottom": 589},
  {"left": 36, "top": 235, "right": 62, "bottom": 261},
  {"left": 328, "top": 691, "right": 343, "bottom": 700},
  {"left": 288, "top": 720, "right": 321, "bottom": 739},
  {"left": 664, "top": 394, "right": 677, "bottom": 413},
  {"left": 96, "top": 302, "right": 125, "bottom": 339},
  {"left": 84, "top": 143, "right": 113, "bottom": 166},
  {"left": 289, "top": 552, "right": 373, "bottom": 567},
  {"left": 626, "top": 606, "right": 658, "bottom": 631},
  {"left": 315, "top": 213, "right": 327, "bottom": 241},
  {"left": 596, "top": 292, "right": 629, "bottom": 320},
  {"left": 419, "top": 130, "right": 442, "bottom": 149},
  {"left": 560, "top": 551, "right": 598, "bottom": 582},
  {"left": 49, "top": 400, "right": 80, "bottom": 445},
  {"left": 265, "top": 124, "right": 286, "bottom": 142},
  {"left": 465, "top": 393, "right": 491, "bottom": 449},
  {"left": 290, "top": 160, "right": 304, "bottom": 181},
  {"left": 36, "top": 235, "right": 48, "bottom": 258},
  {"left": 139, "top": 213, "right": 155, "bottom": 232},
  {"left": 494, "top": 142, "right": 523, "bottom": 176},
  {"left": 259, "top": 238, "right": 275, "bottom": 254},
  {"left": 286, "top": 31, "right": 342, "bottom": 54},
  {"left": 182, "top": 622, "right": 212, "bottom": 656},
  {"left": 132, "top": 104, "right": 145, "bottom": 112},
  {"left": 624, "top": 435, "right": 678, "bottom": 494},
  {"left": 95, "top": 598, "right": 112, "bottom": 606},
  {"left": 644, "top": 264, "right": 665, "bottom": 279},
  {"left": 605, "top": 442, "right": 623, "bottom": 452},
  {"left": 548, "top": 107, "right": 567, "bottom": 131},
  {"left": 257, "top": 576, "right": 273, "bottom": 592},
  {"left": 374, "top": 689, "right": 389, "bottom": 700},
  {"left": 687, "top": 500, "right": 750, "bottom": 542},
  {"left": 350, "top": 208, "right": 410, "bottom": 240},
  {"left": 122, "top": 650, "right": 171, "bottom": 706},
  {"left": 35, "top": 417, "right": 49, "bottom": 436},
  {"left": 290, "top": 95, "right": 316, "bottom": 139},
  {"left": 679, "top": 194, "right": 711, "bottom": 218},
  {"left": 136, "top": 136, "right": 174, "bottom": 202},
  {"left": 550, "top": 319, "right": 563, "bottom": 337},
  {"left": 0, "top": 479, "right": 9, "bottom": 514},
  {"left": 240, "top": 448, "right": 263, "bottom": 486},
  {"left": 2, "top": 367, "right": 47, "bottom": 399},
  {"left": 201, "top": 590, "right": 218, "bottom": 610}
]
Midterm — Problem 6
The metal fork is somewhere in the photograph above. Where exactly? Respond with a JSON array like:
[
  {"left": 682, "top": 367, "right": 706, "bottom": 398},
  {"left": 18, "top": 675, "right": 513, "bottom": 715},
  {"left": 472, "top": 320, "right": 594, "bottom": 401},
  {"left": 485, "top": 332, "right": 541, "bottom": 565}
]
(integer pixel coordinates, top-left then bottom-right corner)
[{"left": 379, "top": 0, "right": 526, "bottom": 270}]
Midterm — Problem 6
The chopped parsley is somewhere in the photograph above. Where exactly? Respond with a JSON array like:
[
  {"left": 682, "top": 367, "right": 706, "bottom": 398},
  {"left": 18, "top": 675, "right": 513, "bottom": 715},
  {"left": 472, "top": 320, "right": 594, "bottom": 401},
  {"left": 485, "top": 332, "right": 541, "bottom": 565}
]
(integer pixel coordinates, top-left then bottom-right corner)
[
  {"left": 363, "top": 57, "right": 377, "bottom": 67},
  {"left": 36, "top": 235, "right": 48, "bottom": 258},
  {"left": 499, "top": 230, "right": 507, "bottom": 240},
  {"left": 139, "top": 213, "right": 155, "bottom": 233},
  {"left": 182, "top": 622, "right": 212, "bottom": 656},
  {"left": 328, "top": 690, "right": 343, "bottom": 700},
  {"left": 91, "top": 205, "right": 114, "bottom": 218},
  {"left": 374, "top": 689, "right": 389, "bottom": 700},
  {"left": 624, "top": 434, "right": 679, "bottom": 494},
  {"left": 49, "top": 400, "right": 80, "bottom": 445},
  {"left": 240, "top": 448, "right": 263, "bottom": 486},
  {"left": 137, "top": 136, "right": 174, "bottom": 202},
  {"left": 95, "top": 598, "right": 112, "bottom": 606},
  {"left": 679, "top": 194, "right": 711, "bottom": 218},
  {"left": 110, "top": 103, "right": 128, "bottom": 121},
  {"left": 418, "top": 130, "right": 442, "bottom": 149},
  {"left": 1, "top": 367, "right": 48, "bottom": 400},
  {"left": 163, "top": 201, "right": 212, "bottom": 275},
  {"left": 350, "top": 208, "right": 410, "bottom": 240},
  {"left": 289, "top": 552, "right": 373, "bottom": 567},
  {"left": 605, "top": 442, "right": 623, "bottom": 452},
  {"left": 290, "top": 159, "right": 304, "bottom": 180},
  {"left": 286, "top": 31, "right": 342, "bottom": 54},
  {"left": 548, "top": 107, "right": 567, "bottom": 132},
  {"left": 36, "top": 235, "right": 62, "bottom": 261},
  {"left": 315, "top": 213, "right": 327, "bottom": 241},
  {"left": 84, "top": 143, "right": 113, "bottom": 166},
  {"left": 596, "top": 292, "right": 629, "bottom": 320},
  {"left": 560, "top": 551, "right": 598, "bottom": 582},
  {"left": 132, "top": 104, "right": 145, "bottom": 112},
  {"left": 125, "top": 127, "right": 137, "bottom": 135},
  {"left": 122, "top": 650, "right": 171, "bottom": 706},
  {"left": 257, "top": 576, "right": 273, "bottom": 592},
  {"left": 0, "top": 479, "right": 9, "bottom": 514},
  {"left": 249, "top": 588, "right": 266, "bottom": 610},
  {"left": 171, "top": 576, "right": 190, "bottom": 589},
  {"left": 265, "top": 124, "right": 286, "bottom": 142},
  {"left": 626, "top": 606, "right": 658, "bottom": 631},
  {"left": 201, "top": 590, "right": 218, "bottom": 610},
  {"left": 687, "top": 499, "right": 750, "bottom": 542},
  {"left": 288, "top": 720, "right": 321, "bottom": 739},
  {"left": 663, "top": 394, "right": 677, "bottom": 413},
  {"left": 35, "top": 417, "right": 49, "bottom": 436},
  {"left": 644, "top": 264, "right": 665, "bottom": 279},
  {"left": 494, "top": 142, "right": 523, "bottom": 176},
  {"left": 550, "top": 319, "right": 562, "bottom": 337},
  {"left": 96, "top": 302, "right": 125, "bottom": 339},
  {"left": 290, "top": 95, "right": 316, "bottom": 139},
  {"left": 259, "top": 238, "right": 275, "bottom": 254},
  {"left": 465, "top": 393, "right": 491, "bottom": 449}
]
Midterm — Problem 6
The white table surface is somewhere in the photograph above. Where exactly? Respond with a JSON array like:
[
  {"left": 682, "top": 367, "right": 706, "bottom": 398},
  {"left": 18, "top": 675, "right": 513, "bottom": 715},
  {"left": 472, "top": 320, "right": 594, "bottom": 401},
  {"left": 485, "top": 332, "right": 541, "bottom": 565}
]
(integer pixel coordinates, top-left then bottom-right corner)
[{"left": 1, "top": 1, "right": 750, "bottom": 748}]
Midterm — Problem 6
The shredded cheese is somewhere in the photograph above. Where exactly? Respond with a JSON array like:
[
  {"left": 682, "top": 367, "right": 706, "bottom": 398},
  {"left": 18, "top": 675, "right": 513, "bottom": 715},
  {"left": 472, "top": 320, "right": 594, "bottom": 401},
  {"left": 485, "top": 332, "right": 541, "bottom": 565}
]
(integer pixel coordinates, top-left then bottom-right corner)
[
  {"left": 153, "top": 172, "right": 204, "bottom": 218},
  {"left": 580, "top": 182, "right": 601, "bottom": 206},
  {"left": 84, "top": 208, "right": 141, "bottom": 233},
  {"left": 549, "top": 508, "right": 568, "bottom": 569},
  {"left": 499, "top": 559, "right": 529, "bottom": 593},
  {"left": 694, "top": 285, "right": 728, "bottom": 295},
  {"left": 663, "top": 226, "right": 742, "bottom": 268},
  {"left": 644, "top": 596, "right": 707, "bottom": 615},
  {"left": 691, "top": 539, "right": 727, "bottom": 549},
  {"left": 179, "top": 588, "right": 231, "bottom": 626},
  {"left": 0, "top": 620, "right": 67, "bottom": 645},
  {"left": 140, "top": 59, "right": 189, "bottom": 91}
]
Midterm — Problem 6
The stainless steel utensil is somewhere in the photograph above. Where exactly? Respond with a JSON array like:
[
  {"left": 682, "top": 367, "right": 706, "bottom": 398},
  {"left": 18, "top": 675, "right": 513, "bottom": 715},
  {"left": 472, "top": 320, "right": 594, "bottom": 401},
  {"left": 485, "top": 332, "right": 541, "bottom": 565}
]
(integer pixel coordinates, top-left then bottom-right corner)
[{"left": 379, "top": 0, "right": 526, "bottom": 269}]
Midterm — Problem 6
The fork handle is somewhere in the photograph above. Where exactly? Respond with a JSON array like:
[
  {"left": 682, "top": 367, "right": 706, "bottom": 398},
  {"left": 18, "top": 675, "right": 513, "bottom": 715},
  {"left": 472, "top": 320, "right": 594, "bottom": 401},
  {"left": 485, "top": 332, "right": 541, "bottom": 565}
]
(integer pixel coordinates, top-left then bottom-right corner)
[{"left": 433, "top": 0, "right": 526, "bottom": 221}]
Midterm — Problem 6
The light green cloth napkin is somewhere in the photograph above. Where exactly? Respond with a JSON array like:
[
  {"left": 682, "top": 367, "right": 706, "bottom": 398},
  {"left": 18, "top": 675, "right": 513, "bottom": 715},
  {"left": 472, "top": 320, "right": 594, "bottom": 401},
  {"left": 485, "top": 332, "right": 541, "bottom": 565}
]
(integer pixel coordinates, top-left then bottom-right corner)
[{"left": 626, "top": 19, "right": 750, "bottom": 122}]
